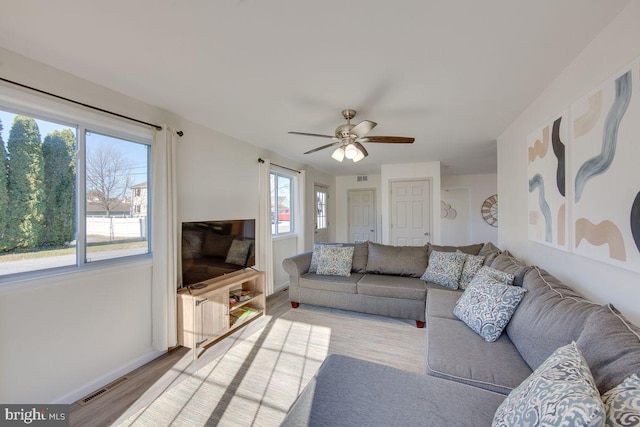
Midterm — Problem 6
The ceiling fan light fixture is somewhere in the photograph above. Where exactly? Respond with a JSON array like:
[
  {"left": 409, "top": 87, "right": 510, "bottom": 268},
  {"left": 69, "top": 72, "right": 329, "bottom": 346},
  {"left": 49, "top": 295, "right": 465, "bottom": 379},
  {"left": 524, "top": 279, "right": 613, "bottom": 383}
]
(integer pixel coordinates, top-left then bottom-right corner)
[
  {"left": 344, "top": 143, "right": 359, "bottom": 160},
  {"left": 331, "top": 147, "right": 345, "bottom": 162},
  {"left": 353, "top": 149, "right": 366, "bottom": 162}
]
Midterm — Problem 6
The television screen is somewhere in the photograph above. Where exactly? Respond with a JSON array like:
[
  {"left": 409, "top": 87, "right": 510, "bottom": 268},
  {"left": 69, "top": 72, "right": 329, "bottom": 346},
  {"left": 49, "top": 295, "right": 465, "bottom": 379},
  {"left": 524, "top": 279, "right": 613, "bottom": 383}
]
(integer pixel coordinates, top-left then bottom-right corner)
[{"left": 180, "top": 219, "right": 256, "bottom": 287}]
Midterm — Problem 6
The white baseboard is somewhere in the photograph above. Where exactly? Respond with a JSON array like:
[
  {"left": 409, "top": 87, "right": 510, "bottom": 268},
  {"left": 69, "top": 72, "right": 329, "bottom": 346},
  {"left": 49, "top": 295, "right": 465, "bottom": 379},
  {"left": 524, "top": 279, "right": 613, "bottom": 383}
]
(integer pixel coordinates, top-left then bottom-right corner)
[
  {"left": 274, "top": 281, "right": 289, "bottom": 294},
  {"left": 53, "top": 348, "right": 165, "bottom": 404}
]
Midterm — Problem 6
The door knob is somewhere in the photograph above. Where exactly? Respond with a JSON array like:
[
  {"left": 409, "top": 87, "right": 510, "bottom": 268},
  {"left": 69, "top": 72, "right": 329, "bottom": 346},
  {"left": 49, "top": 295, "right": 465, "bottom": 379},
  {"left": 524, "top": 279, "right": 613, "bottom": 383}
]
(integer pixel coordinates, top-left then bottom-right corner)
[{"left": 424, "top": 232, "right": 430, "bottom": 236}]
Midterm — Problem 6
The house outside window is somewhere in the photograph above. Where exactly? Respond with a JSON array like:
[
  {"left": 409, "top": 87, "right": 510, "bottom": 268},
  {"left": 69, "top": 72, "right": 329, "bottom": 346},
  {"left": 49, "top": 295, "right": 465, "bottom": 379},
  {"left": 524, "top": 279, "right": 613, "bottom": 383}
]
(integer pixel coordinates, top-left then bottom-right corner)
[{"left": 0, "top": 105, "right": 151, "bottom": 280}]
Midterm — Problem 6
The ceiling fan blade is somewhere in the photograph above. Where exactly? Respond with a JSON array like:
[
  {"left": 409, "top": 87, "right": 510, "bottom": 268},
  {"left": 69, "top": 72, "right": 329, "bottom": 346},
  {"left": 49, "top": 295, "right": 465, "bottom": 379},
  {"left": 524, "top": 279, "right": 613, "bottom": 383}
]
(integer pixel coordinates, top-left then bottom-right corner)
[
  {"left": 289, "top": 131, "right": 336, "bottom": 139},
  {"left": 304, "top": 141, "right": 343, "bottom": 154},
  {"left": 349, "top": 120, "right": 377, "bottom": 138},
  {"left": 360, "top": 136, "right": 415, "bottom": 144}
]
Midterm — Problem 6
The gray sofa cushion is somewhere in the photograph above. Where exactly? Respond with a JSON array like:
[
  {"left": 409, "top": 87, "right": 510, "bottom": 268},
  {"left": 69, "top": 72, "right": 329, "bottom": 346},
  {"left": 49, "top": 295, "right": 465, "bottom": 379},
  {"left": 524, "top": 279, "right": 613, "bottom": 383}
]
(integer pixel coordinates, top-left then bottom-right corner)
[
  {"left": 281, "top": 354, "right": 506, "bottom": 427},
  {"left": 299, "top": 273, "right": 363, "bottom": 294},
  {"left": 366, "top": 242, "right": 428, "bottom": 277},
  {"left": 427, "top": 242, "right": 484, "bottom": 260},
  {"left": 576, "top": 304, "right": 640, "bottom": 394},
  {"left": 426, "top": 288, "right": 463, "bottom": 320},
  {"left": 425, "top": 316, "right": 532, "bottom": 394},
  {"left": 351, "top": 241, "right": 368, "bottom": 273},
  {"left": 490, "top": 250, "right": 532, "bottom": 287},
  {"left": 357, "top": 274, "right": 428, "bottom": 301},
  {"left": 478, "top": 242, "right": 501, "bottom": 266},
  {"left": 506, "top": 266, "right": 599, "bottom": 370}
]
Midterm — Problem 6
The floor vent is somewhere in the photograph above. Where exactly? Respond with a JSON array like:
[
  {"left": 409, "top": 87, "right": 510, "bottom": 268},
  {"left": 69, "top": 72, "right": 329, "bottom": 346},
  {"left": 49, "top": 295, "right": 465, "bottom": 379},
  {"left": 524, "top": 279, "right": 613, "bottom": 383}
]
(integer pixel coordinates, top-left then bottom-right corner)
[
  {"left": 357, "top": 175, "right": 368, "bottom": 182},
  {"left": 77, "top": 375, "right": 130, "bottom": 406}
]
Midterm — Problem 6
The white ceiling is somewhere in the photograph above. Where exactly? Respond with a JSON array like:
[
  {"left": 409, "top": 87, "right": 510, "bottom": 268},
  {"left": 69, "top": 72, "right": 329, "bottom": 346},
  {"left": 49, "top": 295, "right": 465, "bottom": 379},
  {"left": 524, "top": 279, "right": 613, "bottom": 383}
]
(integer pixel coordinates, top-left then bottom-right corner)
[{"left": 0, "top": 0, "right": 630, "bottom": 176}]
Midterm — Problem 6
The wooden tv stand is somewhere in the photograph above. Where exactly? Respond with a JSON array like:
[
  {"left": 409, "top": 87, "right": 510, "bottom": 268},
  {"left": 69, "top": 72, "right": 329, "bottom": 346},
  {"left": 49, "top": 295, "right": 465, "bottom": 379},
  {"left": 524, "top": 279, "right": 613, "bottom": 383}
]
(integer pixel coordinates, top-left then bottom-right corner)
[{"left": 177, "top": 269, "right": 266, "bottom": 359}]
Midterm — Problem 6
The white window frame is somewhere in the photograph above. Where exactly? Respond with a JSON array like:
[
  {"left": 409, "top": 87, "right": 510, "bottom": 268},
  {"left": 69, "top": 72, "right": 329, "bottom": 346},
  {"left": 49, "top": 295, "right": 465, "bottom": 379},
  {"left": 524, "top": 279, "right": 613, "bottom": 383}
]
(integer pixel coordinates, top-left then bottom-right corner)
[
  {"left": 0, "top": 88, "right": 153, "bottom": 286},
  {"left": 270, "top": 168, "right": 296, "bottom": 237}
]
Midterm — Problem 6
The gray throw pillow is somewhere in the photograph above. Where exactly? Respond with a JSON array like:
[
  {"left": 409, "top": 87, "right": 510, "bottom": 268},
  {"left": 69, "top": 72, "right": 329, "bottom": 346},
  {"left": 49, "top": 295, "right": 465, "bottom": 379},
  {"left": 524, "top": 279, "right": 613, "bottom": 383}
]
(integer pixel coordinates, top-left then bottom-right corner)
[
  {"left": 453, "top": 276, "right": 526, "bottom": 342},
  {"left": 420, "top": 250, "right": 466, "bottom": 289},
  {"left": 351, "top": 241, "right": 369, "bottom": 273},
  {"left": 316, "top": 245, "right": 354, "bottom": 277},
  {"left": 576, "top": 304, "right": 640, "bottom": 394},
  {"left": 456, "top": 250, "right": 485, "bottom": 289},
  {"left": 492, "top": 343, "right": 605, "bottom": 427},
  {"left": 427, "top": 242, "right": 484, "bottom": 259},
  {"left": 490, "top": 251, "right": 531, "bottom": 287},
  {"left": 601, "top": 374, "right": 640, "bottom": 426},
  {"left": 478, "top": 242, "right": 501, "bottom": 266},
  {"left": 366, "top": 242, "right": 428, "bottom": 278},
  {"left": 225, "top": 239, "right": 252, "bottom": 266}
]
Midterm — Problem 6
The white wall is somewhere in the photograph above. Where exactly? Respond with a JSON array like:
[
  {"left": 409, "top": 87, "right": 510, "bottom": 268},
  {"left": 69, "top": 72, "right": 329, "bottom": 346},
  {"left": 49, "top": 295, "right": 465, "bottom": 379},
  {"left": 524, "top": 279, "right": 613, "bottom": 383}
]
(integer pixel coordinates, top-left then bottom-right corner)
[
  {"left": 441, "top": 174, "right": 498, "bottom": 245},
  {"left": 497, "top": 1, "right": 640, "bottom": 326},
  {"left": 335, "top": 174, "right": 382, "bottom": 243},
  {"left": 0, "top": 45, "right": 333, "bottom": 403},
  {"left": 381, "top": 162, "right": 441, "bottom": 245}
]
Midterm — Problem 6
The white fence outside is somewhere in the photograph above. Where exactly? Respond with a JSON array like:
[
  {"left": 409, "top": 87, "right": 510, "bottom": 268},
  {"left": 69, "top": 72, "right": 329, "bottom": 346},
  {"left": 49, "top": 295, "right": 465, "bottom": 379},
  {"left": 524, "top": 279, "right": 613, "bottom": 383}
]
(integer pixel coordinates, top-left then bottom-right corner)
[{"left": 86, "top": 216, "right": 147, "bottom": 240}]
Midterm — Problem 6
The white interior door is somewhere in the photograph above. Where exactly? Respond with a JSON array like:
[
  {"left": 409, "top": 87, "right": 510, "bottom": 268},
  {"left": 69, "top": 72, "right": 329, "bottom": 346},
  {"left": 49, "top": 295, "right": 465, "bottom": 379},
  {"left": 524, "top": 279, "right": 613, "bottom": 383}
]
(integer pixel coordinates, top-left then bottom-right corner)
[
  {"left": 314, "top": 185, "right": 329, "bottom": 243},
  {"left": 390, "top": 180, "right": 431, "bottom": 246},
  {"left": 348, "top": 189, "right": 377, "bottom": 243}
]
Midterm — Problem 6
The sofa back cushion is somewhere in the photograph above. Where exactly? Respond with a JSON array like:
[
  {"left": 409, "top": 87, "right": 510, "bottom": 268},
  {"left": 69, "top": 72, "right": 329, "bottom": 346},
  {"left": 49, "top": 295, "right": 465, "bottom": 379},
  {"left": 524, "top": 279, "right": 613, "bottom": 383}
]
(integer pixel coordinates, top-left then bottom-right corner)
[
  {"left": 506, "top": 266, "right": 599, "bottom": 370},
  {"left": 201, "top": 232, "right": 237, "bottom": 257},
  {"left": 351, "top": 241, "right": 369, "bottom": 273},
  {"left": 478, "top": 242, "right": 501, "bottom": 266},
  {"left": 366, "top": 242, "right": 428, "bottom": 278},
  {"left": 490, "top": 251, "right": 531, "bottom": 287},
  {"left": 576, "top": 304, "right": 640, "bottom": 394}
]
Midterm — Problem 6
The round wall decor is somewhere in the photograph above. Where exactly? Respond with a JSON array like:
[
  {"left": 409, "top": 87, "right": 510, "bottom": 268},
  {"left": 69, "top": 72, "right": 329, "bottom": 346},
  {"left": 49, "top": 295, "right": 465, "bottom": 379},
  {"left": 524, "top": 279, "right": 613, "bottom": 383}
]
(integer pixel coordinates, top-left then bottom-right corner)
[{"left": 481, "top": 194, "right": 498, "bottom": 227}]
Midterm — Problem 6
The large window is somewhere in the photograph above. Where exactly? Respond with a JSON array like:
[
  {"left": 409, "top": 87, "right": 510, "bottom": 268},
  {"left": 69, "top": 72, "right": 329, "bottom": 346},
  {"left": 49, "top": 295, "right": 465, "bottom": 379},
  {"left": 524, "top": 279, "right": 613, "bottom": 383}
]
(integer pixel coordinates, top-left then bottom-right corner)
[
  {"left": 270, "top": 170, "right": 294, "bottom": 236},
  {"left": 0, "top": 106, "right": 151, "bottom": 280}
]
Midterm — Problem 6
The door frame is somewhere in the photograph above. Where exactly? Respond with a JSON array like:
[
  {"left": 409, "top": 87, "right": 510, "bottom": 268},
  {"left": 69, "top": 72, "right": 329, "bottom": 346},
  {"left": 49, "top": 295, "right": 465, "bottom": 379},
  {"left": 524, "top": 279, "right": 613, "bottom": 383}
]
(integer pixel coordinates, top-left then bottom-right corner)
[
  {"left": 347, "top": 188, "right": 378, "bottom": 243},
  {"left": 388, "top": 178, "right": 433, "bottom": 245}
]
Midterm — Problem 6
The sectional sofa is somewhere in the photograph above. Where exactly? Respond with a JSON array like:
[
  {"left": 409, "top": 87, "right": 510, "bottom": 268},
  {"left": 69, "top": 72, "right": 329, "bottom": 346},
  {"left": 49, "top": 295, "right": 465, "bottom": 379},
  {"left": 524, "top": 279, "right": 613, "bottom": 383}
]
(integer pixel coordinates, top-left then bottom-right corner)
[{"left": 280, "top": 242, "right": 640, "bottom": 426}]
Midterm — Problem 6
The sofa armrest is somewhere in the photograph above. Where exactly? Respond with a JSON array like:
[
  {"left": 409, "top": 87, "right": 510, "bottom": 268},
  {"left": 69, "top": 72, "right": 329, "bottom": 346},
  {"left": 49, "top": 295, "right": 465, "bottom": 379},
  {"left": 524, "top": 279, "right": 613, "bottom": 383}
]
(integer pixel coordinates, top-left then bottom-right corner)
[{"left": 282, "top": 251, "right": 312, "bottom": 277}]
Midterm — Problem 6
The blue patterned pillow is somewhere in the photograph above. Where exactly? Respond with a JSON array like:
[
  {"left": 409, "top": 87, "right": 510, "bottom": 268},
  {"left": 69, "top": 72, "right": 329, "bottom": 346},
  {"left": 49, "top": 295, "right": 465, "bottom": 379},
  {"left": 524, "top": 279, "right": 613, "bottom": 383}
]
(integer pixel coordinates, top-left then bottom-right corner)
[
  {"left": 457, "top": 250, "right": 485, "bottom": 289},
  {"left": 454, "top": 277, "right": 526, "bottom": 342},
  {"left": 316, "top": 245, "right": 354, "bottom": 277},
  {"left": 474, "top": 265, "right": 515, "bottom": 286},
  {"left": 493, "top": 343, "right": 605, "bottom": 427},
  {"left": 602, "top": 374, "right": 640, "bottom": 427},
  {"left": 420, "top": 250, "right": 466, "bottom": 289}
]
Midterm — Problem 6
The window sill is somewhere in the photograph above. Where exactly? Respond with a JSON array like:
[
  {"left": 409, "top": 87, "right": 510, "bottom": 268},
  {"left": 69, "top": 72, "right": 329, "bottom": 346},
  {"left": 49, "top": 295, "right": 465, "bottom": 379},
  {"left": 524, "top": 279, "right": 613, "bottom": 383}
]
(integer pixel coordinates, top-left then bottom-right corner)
[{"left": 0, "top": 254, "right": 153, "bottom": 296}]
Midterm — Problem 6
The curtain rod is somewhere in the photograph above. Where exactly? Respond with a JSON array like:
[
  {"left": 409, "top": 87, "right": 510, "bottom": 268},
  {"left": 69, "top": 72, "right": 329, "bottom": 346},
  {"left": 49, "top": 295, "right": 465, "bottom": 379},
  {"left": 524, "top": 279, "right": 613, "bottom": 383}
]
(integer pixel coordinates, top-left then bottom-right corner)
[
  {"left": 258, "top": 158, "right": 301, "bottom": 174},
  {"left": 0, "top": 76, "right": 184, "bottom": 136}
]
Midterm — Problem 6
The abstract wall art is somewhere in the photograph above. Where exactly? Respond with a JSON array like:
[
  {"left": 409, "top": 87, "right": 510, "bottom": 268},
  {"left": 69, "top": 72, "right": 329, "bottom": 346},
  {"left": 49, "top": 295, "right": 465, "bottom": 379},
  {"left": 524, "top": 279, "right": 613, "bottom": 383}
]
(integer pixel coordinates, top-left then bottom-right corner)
[
  {"left": 570, "top": 63, "right": 640, "bottom": 272},
  {"left": 527, "top": 112, "right": 568, "bottom": 250}
]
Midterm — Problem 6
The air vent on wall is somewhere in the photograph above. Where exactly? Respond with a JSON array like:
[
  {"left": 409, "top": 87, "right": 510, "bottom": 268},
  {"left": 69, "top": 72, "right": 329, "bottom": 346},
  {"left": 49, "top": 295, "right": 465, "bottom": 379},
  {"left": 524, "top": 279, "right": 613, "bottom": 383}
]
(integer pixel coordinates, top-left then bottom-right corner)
[{"left": 357, "top": 175, "right": 368, "bottom": 182}]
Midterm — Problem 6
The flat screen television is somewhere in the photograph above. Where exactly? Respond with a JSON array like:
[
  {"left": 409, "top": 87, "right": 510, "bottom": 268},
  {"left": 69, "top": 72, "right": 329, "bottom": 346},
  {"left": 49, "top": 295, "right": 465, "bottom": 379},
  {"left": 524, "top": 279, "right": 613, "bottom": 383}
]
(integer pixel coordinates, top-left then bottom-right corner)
[{"left": 180, "top": 219, "right": 256, "bottom": 287}]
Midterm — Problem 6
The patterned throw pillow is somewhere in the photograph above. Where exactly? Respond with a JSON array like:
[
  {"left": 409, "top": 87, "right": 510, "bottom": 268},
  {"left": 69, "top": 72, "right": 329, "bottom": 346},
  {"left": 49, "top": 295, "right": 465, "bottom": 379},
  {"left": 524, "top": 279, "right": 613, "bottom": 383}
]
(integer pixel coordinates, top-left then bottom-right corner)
[
  {"left": 493, "top": 343, "right": 605, "bottom": 427},
  {"left": 309, "top": 243, "right": 342, "bottom": 272},
  {"left": 225, "top": 239, "right": 252, "bottom": 266},
  {"left": 474, "top": 265, "right": 515, "bottom": 286},
  {"left": 602, "top": 374, "right": 640, "bottom": 427},
  {"left": 420, "top": 250, "right": 466, "bottom": 289},
  {"left": 316, "top": 245, "right": 355, "bottom": 277},
  {"left": 453, "top": 277, "right": 526, "bottom": 342},
  {"left": 457, "top": 250, "right": 485, "bottom": 289}
]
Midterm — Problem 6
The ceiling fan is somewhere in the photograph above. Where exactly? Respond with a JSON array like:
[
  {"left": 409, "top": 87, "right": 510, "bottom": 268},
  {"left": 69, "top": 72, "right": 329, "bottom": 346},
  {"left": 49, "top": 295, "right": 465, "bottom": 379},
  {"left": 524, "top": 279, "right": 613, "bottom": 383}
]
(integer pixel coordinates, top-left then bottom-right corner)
[{"left": 288, "top": 109, "right": 414, "bottom": 162}]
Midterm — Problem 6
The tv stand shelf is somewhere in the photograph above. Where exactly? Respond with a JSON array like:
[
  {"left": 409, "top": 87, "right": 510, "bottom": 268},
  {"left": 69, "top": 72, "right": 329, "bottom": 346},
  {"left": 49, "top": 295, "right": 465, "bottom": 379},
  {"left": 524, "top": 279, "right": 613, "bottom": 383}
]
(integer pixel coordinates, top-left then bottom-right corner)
[{"left": 177, "top": 269, "right": 266, "bottom": 359}]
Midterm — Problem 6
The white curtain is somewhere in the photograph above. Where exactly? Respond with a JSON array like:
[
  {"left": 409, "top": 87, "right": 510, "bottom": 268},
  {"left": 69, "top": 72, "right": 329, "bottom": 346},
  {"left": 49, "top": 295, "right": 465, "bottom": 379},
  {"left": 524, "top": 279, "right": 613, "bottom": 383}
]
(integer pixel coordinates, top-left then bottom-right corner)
[
  {"left": 258, "top": 159, "right": 274, "bottom": 295},
  {"left": 296, "top": 170, "right": 306, "bottom": 254},
  {"left": 151, "top": 126, "right": 178, "bottom": 351}
]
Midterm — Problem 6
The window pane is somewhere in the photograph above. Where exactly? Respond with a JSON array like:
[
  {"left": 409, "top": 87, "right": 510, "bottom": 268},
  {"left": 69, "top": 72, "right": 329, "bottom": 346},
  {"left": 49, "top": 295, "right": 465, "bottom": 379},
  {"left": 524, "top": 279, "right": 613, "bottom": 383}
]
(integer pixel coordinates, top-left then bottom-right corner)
[
  {"left": 316, "top": 189, "right": 327, "bottom": 229},
  {"left": 85, "top": 131, "right": 149, "bottom": 262},
  {"left": 0, "top": 110, "right": 77, "bottom": 276},
  {"left": 277, "top": 175, "right": 292, "bottom": 234}
]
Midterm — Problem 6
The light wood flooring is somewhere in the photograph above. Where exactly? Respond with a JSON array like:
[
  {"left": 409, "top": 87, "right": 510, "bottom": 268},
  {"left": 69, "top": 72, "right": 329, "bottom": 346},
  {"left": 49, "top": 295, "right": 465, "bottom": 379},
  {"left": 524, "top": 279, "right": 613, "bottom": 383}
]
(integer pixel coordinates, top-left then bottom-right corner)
[{"left": 69, "top": 287, "right": 291, "bottom": 427}]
